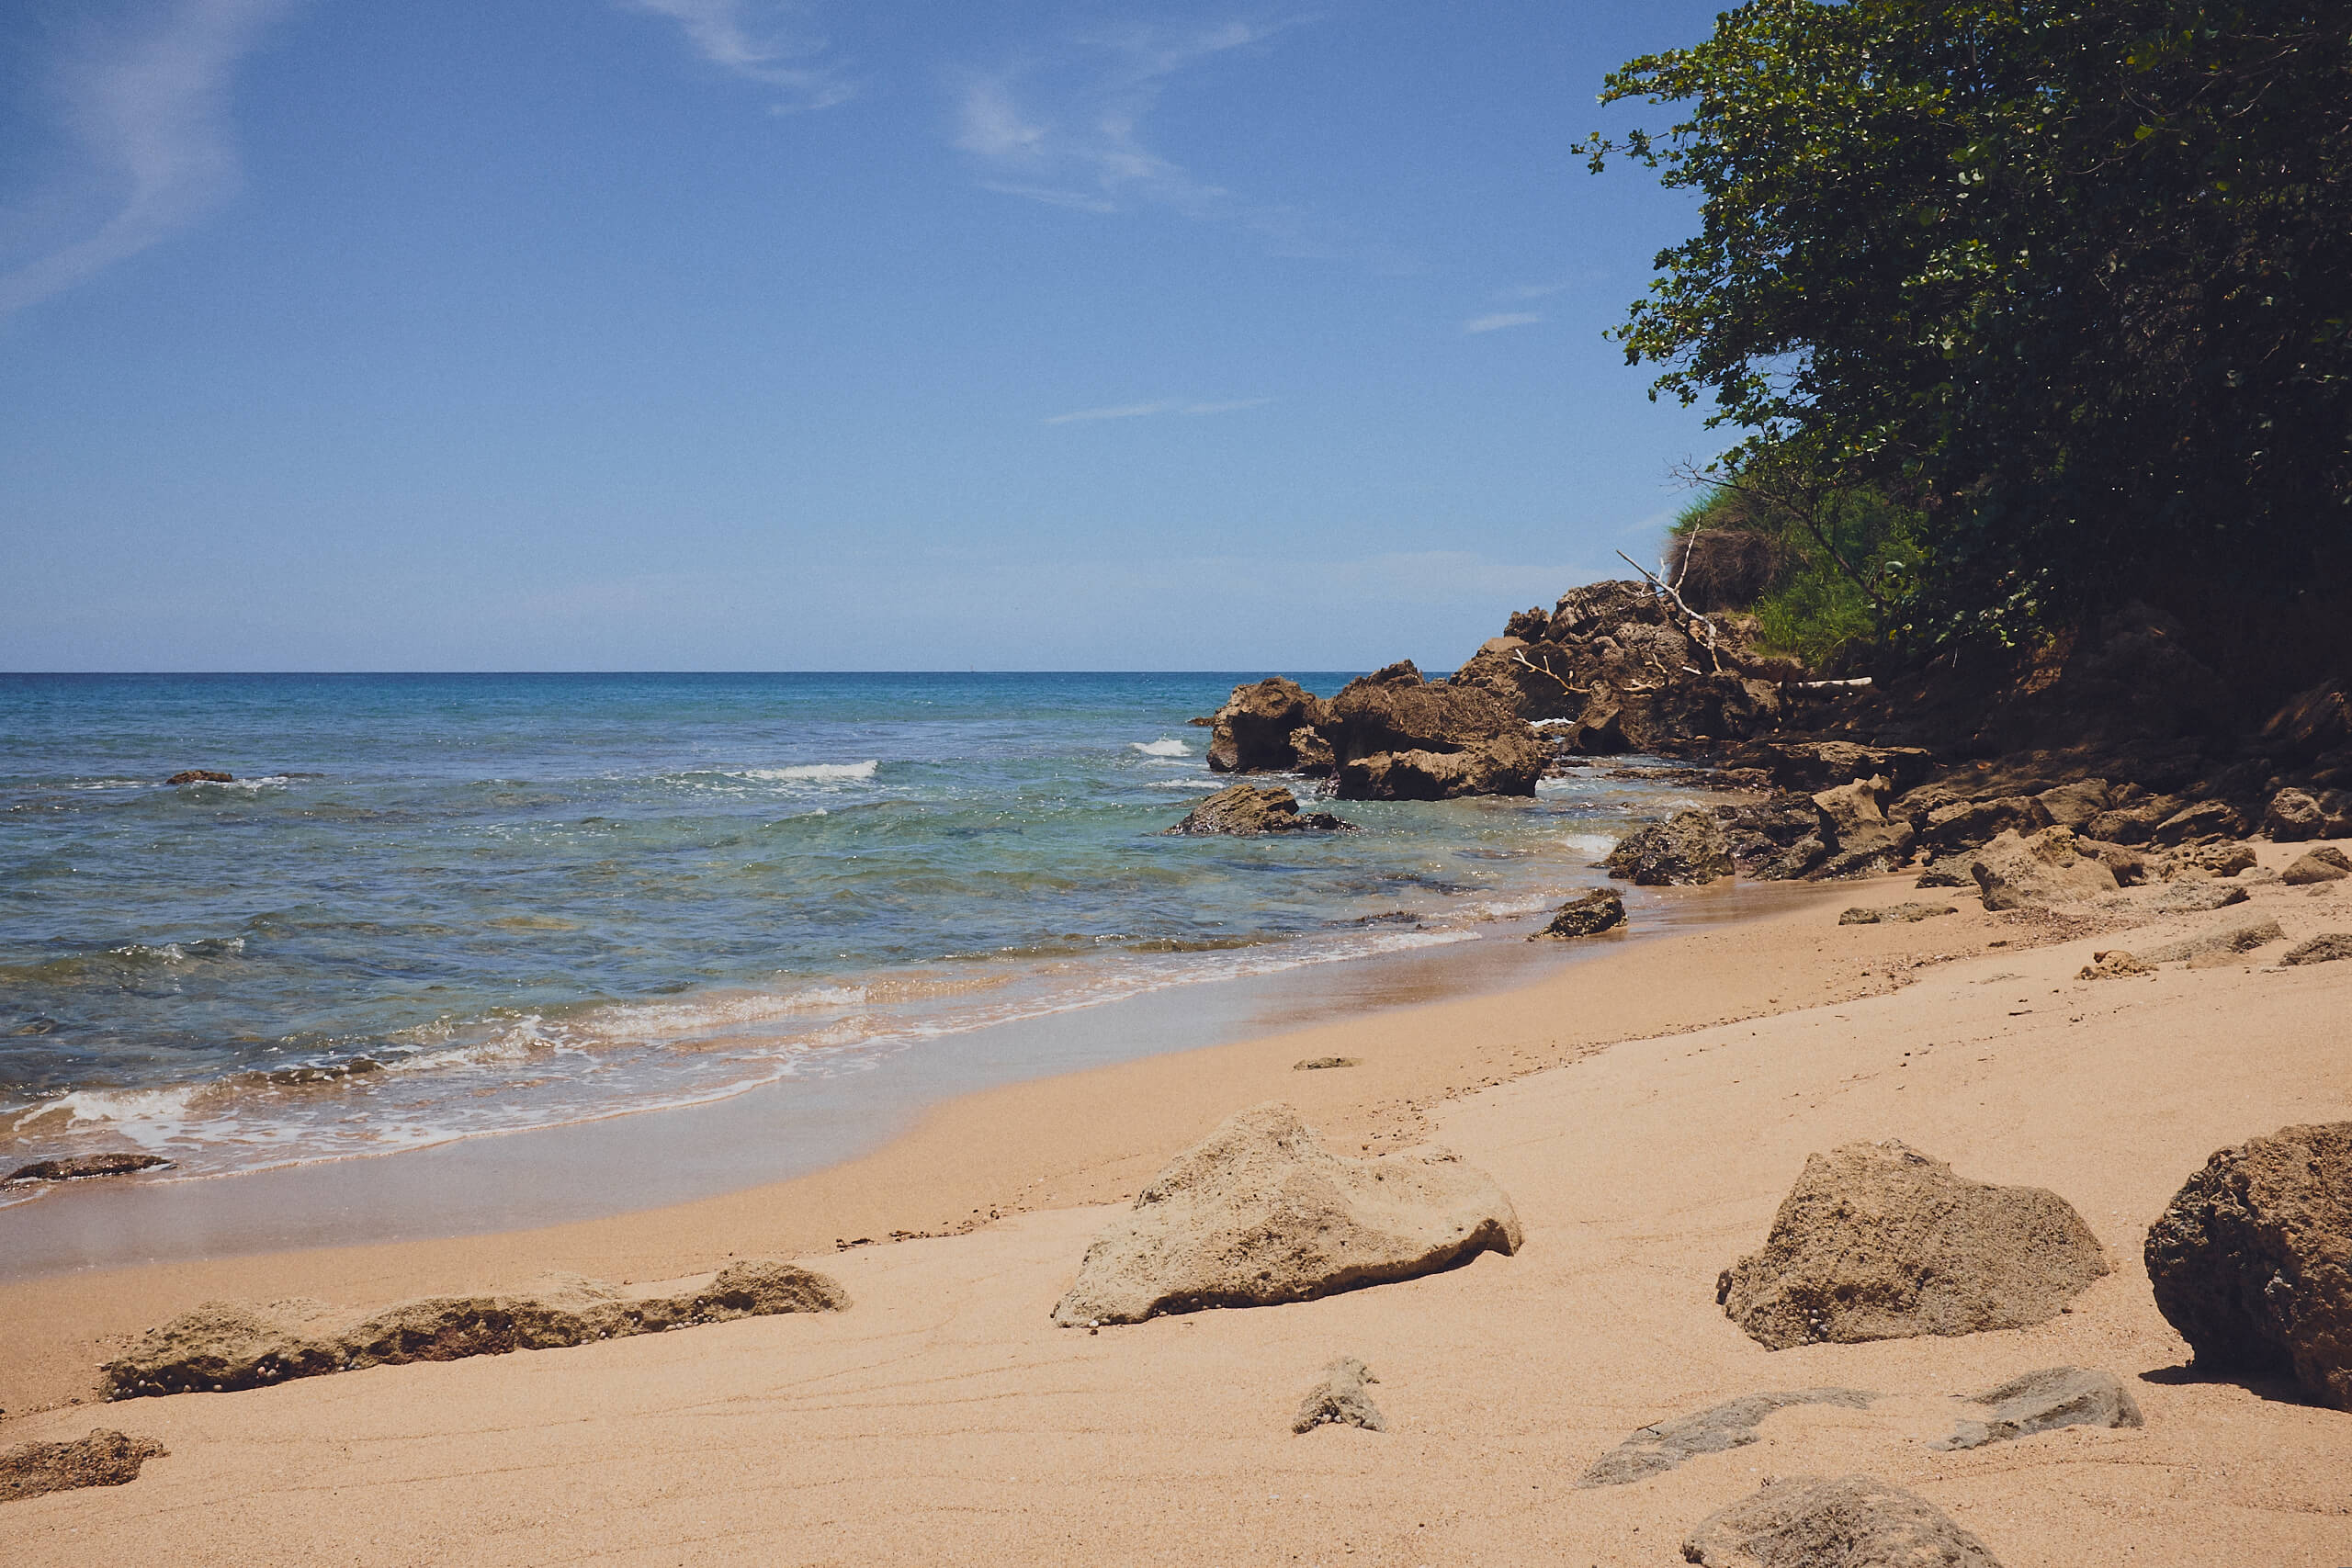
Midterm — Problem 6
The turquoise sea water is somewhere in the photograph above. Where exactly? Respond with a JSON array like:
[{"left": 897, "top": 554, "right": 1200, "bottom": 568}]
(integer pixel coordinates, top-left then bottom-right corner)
[{"left": 0, "top": 673, "right": 1701, "bottom": 1190}]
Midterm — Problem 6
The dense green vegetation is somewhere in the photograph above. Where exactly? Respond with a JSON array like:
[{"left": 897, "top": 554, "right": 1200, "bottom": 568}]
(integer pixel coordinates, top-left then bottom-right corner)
[{"left": 1591, "top": 1, "right": 2351, "bottom": 676}]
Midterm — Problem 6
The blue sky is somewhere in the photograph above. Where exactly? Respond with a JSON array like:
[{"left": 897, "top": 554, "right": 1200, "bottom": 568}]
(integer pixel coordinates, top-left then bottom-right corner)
[{"left": 2, "top": 1, "right": 1729, "bottom": 671}]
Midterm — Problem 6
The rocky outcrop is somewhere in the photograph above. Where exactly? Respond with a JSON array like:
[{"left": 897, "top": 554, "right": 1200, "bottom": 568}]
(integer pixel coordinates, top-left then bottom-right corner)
[
  {"left": 1933, "top": 1367, "right": 2143, "bottom": 1450},
  {"left": 2281, "top": 933, "right": 2352, "bottom": 965},
  {"left": 1968, "top": 827, "right": 2119, "bottom": 909},
  {"left": 165, "top": 770, "right": 233, "bottom": 784},
  {"left": 1682, "top": 1474, "right": 2004, "bottom": 1568},
  {"left": 1051, "top": 1102, "right": 1521, "bottom": 1327},
  {"left": 1532, "top": 888, "right": 1625, "bottom": 939},
  {"left": 5, "top": 1152, "right": 171, "bottom": 1184},
  {"left": 1, "top": 1430, "right": 167, "bottom": 1504},
  {"left": 2282, "top": 846, "right": 2352, "bottom": 885},
  {"left": 2165, "top": 840, "right": 2257, "bottom": 878},
  {"left": 1206, "top": 678, "right": 1331, "bottom": 774},
  {"left": 1738, "top": 740, "right": 1936, "bottom": 794},
  {"left": 1293, "top": 1357, "right": 1385, "bottom": 1434},
  {"left": 2150, "top": 880, "right": 2249, "bottom": 914},
  {"left": 1838, "top": 902, "right": 1956, "bottom": 925},
  {"left": 1606, "top": 810, "right": 1734, "bottom": 886},
  {"left": 1162, "top": 784, "right": 1353, "bottom": 836},
  {"left": 101, "top": 1260, "right": 848, "bottom": 1399},
  {"left": 1715, "top": 791, "right": 1830, "bottom": 879},
  {"left": 1810, "top": 775, "right": 1917, "bottom": 878},
  {"left": 2138, "top": 919, "right": 2284, "bottom": 964},
  {"left": 1577, "top": 1389, "right": 1873, "bottom": 1487},
  {"left": 2145, "top": 1122, "right": 2352, "bottom": 1408},
  {"left": 1322, "top": 663, "right": 1545, "bottom": 800},
  {"left": 1719, "top": 1141, "right": 2108, "bottom": 1349}
]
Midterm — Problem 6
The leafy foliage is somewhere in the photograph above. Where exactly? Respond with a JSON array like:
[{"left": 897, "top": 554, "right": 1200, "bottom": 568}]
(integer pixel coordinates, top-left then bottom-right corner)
[
  {"left": 1589, "top": 1, "right": 2352, "bottom": 658},
  {"left": 1673, "top": 484, "right": 1923, "bottom": 668}
]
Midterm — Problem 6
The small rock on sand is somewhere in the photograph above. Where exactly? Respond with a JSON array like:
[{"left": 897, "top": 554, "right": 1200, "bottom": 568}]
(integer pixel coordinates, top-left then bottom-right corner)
[
  {"left": 1719, "top": 1141, "right": 2108, "bottom": 1349},
  {"left": 1292, "top": 1357, "right": 1385, "bottom": 1433},
  {"left": 1683, "top": 1473, "right": 2004, "bottom": 1568},
  {"left": 1838, "top": 902, "right": 1956, "bottom": 925},
  {"left": 2078, "top": 951, "right": 2153, "bottom": 980},
  {"left": 1577, "top": 1388, "right": 1873, "bottom": 1486},
  {"left": 1, "top": 1430, "right": 167, "bottom": 1504},
  {"left": 1051, "top": 1102, "right": 1521, "bottom": 1327},
  {"left": 1933, "top": 1367, "right": 2143, "bottom": 1450},
  {"left": 2139, "top": 919, "right": 2284, "bottom": 964},
  {"left": 102, "top": 1259, "right": 849, "bottom": 1399},
  {"left": 2280, "top": 932, "right": 2352, "bottom": 966},
  {"left": 2279, "top": 846, "right": 2351, "bottom": 886},
  {"left": 1532, "top": 887, "right": 1625, "bottom": 939},
  {"left": 4, "top": 1152, "right": 172, "bottom": 1184},
  {"left": 1291, "top": 1056, "right": 1361, "bottom": 1071},
  {"left": 2151, "top": 880, "right": 2249, "bottom": 914},
  {"left": 2146, "top": 1122, "right": 2352, "bottom": 1408},
  {"left": 1969, "top": 827, "right": 2117, "bottom": 910}
]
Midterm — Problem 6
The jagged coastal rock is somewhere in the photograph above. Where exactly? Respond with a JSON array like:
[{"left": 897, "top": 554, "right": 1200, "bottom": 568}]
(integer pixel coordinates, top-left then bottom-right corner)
[
  {"left": 1532, "top": 887, "right": 1625, "bottom": 939},
  {"left": 101, "top": 1260, "right": 849, "bottom": 1399},
  {"left": 1051, "top": 1102, "right": 1521, "bottom": 1327},
  {"left": 1206, "top": 678, "right": 1331, "bottom": 774},
  {"left": 2145, "top": 1122, "right": 2352, "bottom": 1408},
  {"left": 1605, "top": 809, "right": 1733, "bottom": 886},
  {"left": 1162, "top": 784, "right": 1353, "bottom": 836},
  {"left": 1719, "top": 1141, "right": 2109, "bottom": 1349},
  {"left": 1322, "top": 662, "right": 1546, "bottom": 799},
  {"left": 1682, "top": 1474, "right": 2005, "bottom": 1568}
]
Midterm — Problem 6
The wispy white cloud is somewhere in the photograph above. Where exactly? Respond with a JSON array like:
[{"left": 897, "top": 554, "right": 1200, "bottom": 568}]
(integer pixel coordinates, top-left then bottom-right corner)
[
  {"left": 1044, "top": 397, "right": 1272, "bottom": 426},
  {"left": 1463, "top": 311, "right": 1542, "bottom": 334},
  {"left": 955, "top": 17, "right": 1367, "bottom": 257},
  {"left": 0, "top": 0, "right": 294, "bottom": 318},
  {"left": 620, "top": 0, "right": 854, "bottom": 111}
]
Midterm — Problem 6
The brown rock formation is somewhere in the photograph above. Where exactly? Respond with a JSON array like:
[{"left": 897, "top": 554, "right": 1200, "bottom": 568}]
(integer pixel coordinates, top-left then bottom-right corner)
[
  {"left": 1322, "top": 663, "right": 1544, "bottom": 800},
  {"left": 1719, "top": 1141, "right": 2108, "bottom": 1349},
  {"left": 1682, "top": 1474, "right": 2005, "bottom": 1568},
  {"left": 1162, "top": 784, "right": 1353, "bottom": 836},
  {"left": 1050, "top": 1102, "right": 1521, "bottom": 1326},
  {"left": 1206, "top": 678, "right": 1329, "bottom": 773},
  {"left": 1531, "top": 887, "right": 1626, "bottom": 939},
  {"left": 1, "top": 1430, "right": 167, "bottom": 1504}
]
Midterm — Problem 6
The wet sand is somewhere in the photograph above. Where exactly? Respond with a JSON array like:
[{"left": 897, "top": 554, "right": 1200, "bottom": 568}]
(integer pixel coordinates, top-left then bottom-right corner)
[{"left": 5, "top": 855, "right": 2349, "bottom": 1565}]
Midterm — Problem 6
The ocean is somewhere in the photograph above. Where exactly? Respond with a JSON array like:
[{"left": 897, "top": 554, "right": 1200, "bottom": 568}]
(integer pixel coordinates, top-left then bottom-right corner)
[{"left": 0, "top": 672, "right": 1704, "bottom": 1198}]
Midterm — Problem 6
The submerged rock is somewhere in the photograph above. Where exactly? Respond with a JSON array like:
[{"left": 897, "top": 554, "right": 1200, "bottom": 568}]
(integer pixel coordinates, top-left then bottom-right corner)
[
  {"left": 2145, "top": 1122, "right": 2352, "bottom": 1408},
  {"left": 1532, "top": 887, "right": 1626, "bottom": 939},
  {"left": 0, "top": 1430, "right": 167, "bottom": 1504},
  {"left": 1577, "top": 1388, "right": 1873, "bottom": 1487},
  {"left": 1292, "top": 1357, "right": 1385, "bottom": 1434},
  {"left": 164, "top": 770, "right": 233, "bottom": 785},
  {"left": 1606, "top": 810, "right": 1734, "bottom": 886},
  {"left": 1934, "top": 1367, "right": 2143, "bottom": 1450},
  {"left": 1051, "top": 1102, "right": 1521, "bottom": 1326},
  {"left": 1162, "top": 784, "right": 1354, "bottom": 836},
  {"left": 1719, "top": 1141, "right": 2108, "bottom": 1349},
  {"left": 1682, "top": 1474, "right": 2004, "bottom": 1568},
  {"left": 102, "top": 1259, "right": 849, "bottom": 1399},
  {"left": 4, "top": 1152, "right": 171, "bottom": 1184}
]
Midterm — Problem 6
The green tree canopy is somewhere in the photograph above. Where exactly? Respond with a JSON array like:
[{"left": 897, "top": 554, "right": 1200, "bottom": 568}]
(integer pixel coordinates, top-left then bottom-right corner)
[{"left": 1589, "top": 0, "right": 2351, "bottom": 668}]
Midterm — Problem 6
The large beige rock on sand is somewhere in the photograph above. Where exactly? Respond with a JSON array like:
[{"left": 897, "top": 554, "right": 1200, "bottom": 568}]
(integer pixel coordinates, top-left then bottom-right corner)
[
  {"left": 101, "top": 1259, "right": 847, "bottom": 1399},
  {"left": 1969, "top": 826, "right": 2118, "bottom": 909},
  {"left": 1052, "top": 1102, "right": 1521, "bottom": 1326},
  {"left": 1683, "top": 1473, "right": 2004, "bottom": 1567},
  {"left": 1719, "top": 1141, "right": 2108, "bottom": 1349}
]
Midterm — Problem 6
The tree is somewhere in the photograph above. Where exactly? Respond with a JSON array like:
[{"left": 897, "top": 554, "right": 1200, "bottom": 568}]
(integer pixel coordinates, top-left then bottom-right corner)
[{"left": 1587, "top": 1, "right": 2352, "bottom": 676}]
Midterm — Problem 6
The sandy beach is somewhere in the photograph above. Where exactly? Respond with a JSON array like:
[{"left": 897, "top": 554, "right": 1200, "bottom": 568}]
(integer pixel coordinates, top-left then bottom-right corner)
[{"left": 5, "top": 852, "right": 2349, "bottom": 1564}]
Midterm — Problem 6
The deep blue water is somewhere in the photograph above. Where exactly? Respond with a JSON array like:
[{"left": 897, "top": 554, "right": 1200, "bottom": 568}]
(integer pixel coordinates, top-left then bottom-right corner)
[{"left": 0, "top": 672, "right": 1694, "bottom": 1186}]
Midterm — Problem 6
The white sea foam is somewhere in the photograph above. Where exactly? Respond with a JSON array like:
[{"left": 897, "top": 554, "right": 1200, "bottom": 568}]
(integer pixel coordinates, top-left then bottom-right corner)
[
  {"left": 1130, "top": 739, "right": 1191, "bottom": 757},
  {"left": 582, "top": 984, "right": 869, "bottom": 1041},
  {"left": 1146, "top": 777, "right": 1226, "bottom": 790},
  {"left": 738, "top": 761, "right": 878, "bottom": 783},
  {"left": 1561, "top": 833, "right": 1621, "bottom": 857},
  {"left": 12, "top": 1085, "right": 201, "bottom": 1139}
]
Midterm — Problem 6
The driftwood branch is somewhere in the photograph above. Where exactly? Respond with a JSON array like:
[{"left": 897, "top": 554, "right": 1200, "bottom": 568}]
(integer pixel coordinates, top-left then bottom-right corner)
[
  {"left": 1615, "top": 549, "right": 1725, "bottom": 673},
  {"left": 1510, "top": 650, "right": 1588, "bottom": 697}
]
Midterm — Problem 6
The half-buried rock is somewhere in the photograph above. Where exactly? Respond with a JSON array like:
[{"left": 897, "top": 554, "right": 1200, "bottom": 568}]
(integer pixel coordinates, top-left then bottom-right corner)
[
  {"left": 1051, "top": 1102, "right": 1520, "bottom": 1326},
  {"left": 2, "top": 1430, "right": 166, "bottom": 1504},
  {"left": 1163, "top": 784, "right": 1354, "bottom": 836},
  {"left": 2144, "top": 1121, "right": 2352, "bottom": 1408},
  {"left": 1577, "top": 1388, "right": 1873, "bottom": 1486},
  {"left": 1682, "top": 1474, "right": 2003, "bottom": 1568},
  {"left": 102, "top": 1259, "right": 847, "bottom": 1398},
  {"left": 1932, "top": 1367, "right": 2142, "bottom": 1450},
  {"left": 1293, "top": 1356, "right": 1385, "bottom": 1433},
  {"left": 1719, "top": 1141, "right": 2108, "bottom": 1349}
]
